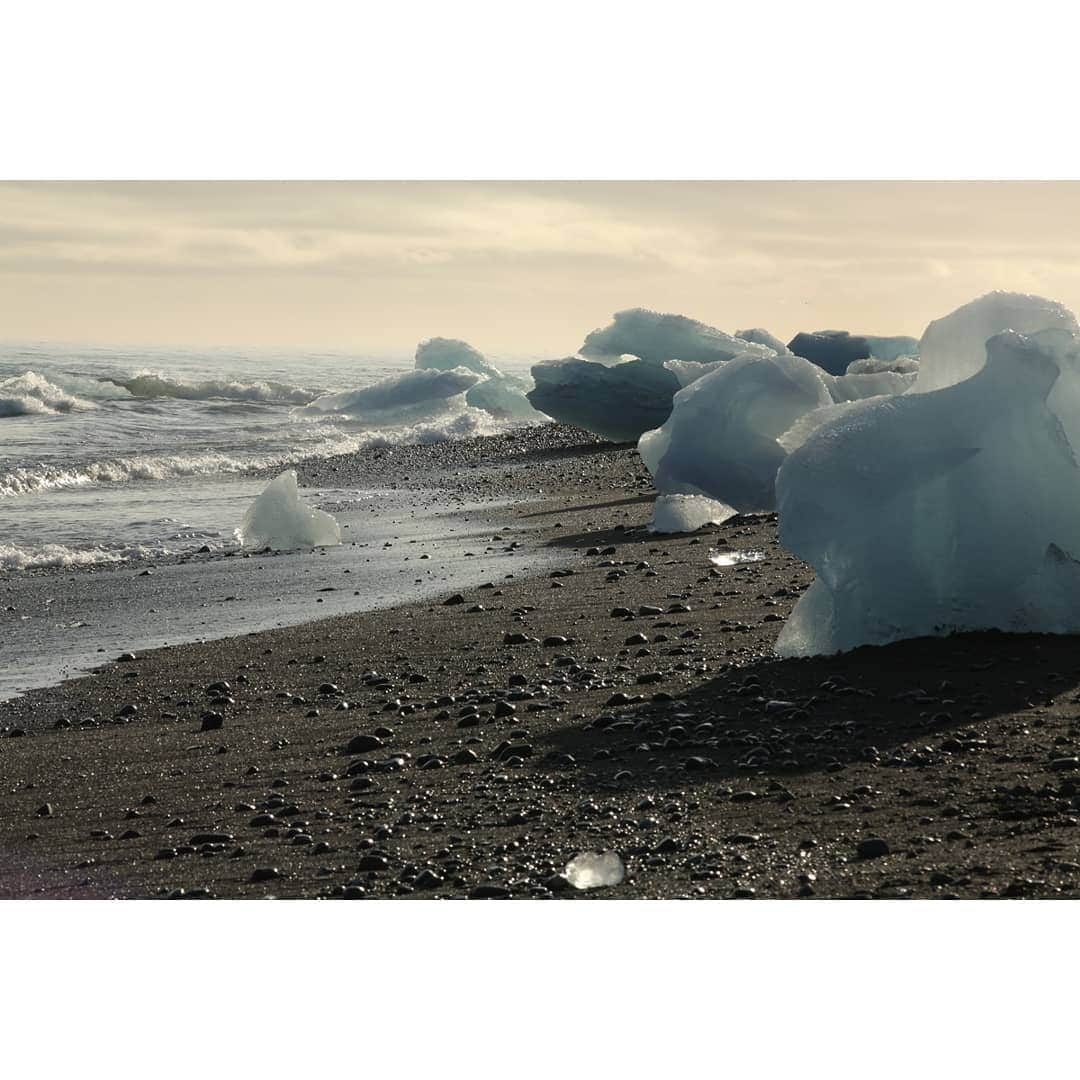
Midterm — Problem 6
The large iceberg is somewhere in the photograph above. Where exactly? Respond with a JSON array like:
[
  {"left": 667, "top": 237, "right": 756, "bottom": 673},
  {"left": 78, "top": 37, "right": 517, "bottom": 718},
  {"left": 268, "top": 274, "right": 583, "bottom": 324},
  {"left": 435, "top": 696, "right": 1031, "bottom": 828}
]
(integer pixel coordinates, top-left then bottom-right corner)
[
  {"left": 776, "top": 292, "right": 1080, "bottom": 656},
  {"left": 415, "top": 337, "right": 544, "bottom": 420},
  {"left": 238, "top": 470, "right": 341, "bottom": 551},
  {"left": 580, "top": 308, "right": 774, "bottom": 365},
  {"left": 640, "top": 353, "right": 833, "bottom": 521},
  {"left": 527, "top": 356, "right": 681, "bottom": 442},
  {"left": 912, "top": 290, "right": 1078, "bottom": 393}
]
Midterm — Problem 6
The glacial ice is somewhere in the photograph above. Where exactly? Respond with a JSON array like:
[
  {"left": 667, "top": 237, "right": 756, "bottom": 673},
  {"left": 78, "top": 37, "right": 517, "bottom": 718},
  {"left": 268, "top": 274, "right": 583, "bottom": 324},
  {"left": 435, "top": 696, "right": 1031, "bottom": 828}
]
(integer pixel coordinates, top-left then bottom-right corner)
[
  {"left": 237, "top": 470, "right": 341, "bottom": 550},
  {"left": 564, "top": 850, "right": 626, "bottom": 890},
  {"left": 414, "top": 337, "right": 500, "bottom": 378},
  {"left": 580, "top": 308, "right": 774, "bottom": 365},
  {"left": 788, "top": 330, "right": 919, "bottom": 375},
  {"left": 527, "top": 356, "right": 681, "bottom": 442},
  {"left": 302, "top": 367, "right": 480, "bottom": 422},
  {"left": 775, "top": 315, "right": 1080, "bottom": 656},
  {"left": 415, "top": 337, "right": 545, "bottom": 420},
  {"left": 737, "top": 327, "right": 790, "bottom": 354},
  {"left": 787, "top": 330, "right": 872, "bottom": 374},
  {"left": 639, "top": 353, "right": 834, "bottom": 516},
  {"left": 913, "top": 290, "right": 1078, "bottom": 393},
  {"left": 650, "top": 493, "right": 736, "bottom": 533}
]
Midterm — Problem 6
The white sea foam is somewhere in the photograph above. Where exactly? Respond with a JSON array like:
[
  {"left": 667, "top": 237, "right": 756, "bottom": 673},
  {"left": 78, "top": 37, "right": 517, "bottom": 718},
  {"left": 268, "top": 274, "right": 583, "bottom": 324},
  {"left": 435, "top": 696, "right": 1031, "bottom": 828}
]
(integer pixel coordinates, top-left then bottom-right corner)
[
  {"left": 0, "top": 541, "right": 168, "bottom": 571},
  {"left": 110, "top": 370, "right": 320, "bottom": 404},
  {"left": 0, "top": 407, "right": 517, "bottom": 498},
  {"left": 0, "top": 371, "right": 98, "bottom": 417}
]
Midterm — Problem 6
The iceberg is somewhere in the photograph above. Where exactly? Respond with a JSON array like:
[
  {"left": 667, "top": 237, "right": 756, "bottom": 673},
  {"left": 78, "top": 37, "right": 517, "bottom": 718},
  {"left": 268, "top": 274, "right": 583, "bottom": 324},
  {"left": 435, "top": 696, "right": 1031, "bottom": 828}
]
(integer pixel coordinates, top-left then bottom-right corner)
[
  {"left": 415, "top": 337, "right": 545, "bottom": 420},
  {"left": 301, "top": 367, "right": 480, "bottom": 423},
  {"left": 639, "top": 353, "right": 834, "bottom": 517},
  {"left": 414, "top": 337, "right": 499, "bottom": 379},
  {"left": 787, "top": 330, "right": 872, "bottom": 374},
  {"left": 788, "top": 330, "right": 919, "bottom": 375},
  {"left": 580, "top": 308, "right": 774, "bottom": 365},
  {"left": 913, "top": 290, "right": 1078, "bottom": 393},
  {"left": 238, "top": 470, "right": 341, "bottom": 550},
  {"left": 737, "top": 327, "right": 790, "bottom": 354},
  {"left": 527, "top": 356, "right": 680, "bottom": 442},
  {"left": 775, "top": 317, "right": 1080, "bottom": 656}
]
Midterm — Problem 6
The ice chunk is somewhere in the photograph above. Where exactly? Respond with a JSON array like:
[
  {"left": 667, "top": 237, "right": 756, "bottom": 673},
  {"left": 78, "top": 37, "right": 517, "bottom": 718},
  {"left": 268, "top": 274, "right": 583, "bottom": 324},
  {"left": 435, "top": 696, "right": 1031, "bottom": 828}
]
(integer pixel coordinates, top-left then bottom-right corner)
[
  {"left": 238, "top": 470, "right": 341, "bottom": 550},
  {"left": 415, "top": 336, "right": 500, "bottom": 378},
  {"left": 527, "top": 356, "right": 680, "bottom": 441},
  {"left": 821, "top": 368, "right": 917, "bottom": 402},
  {"left": 847, "top": 355, "right": 920, "bottom": 375},
  {"left": 913, "top": 290, "right": 1078, "bottom": 393},
  {"left": 580, "top": 308, "right": 774, "bottom": 365},
  {"left": 663, "top": 359, "right": 726, "bottom": 388},
  {"left": 415, "top": 337, "right": 545, "bottom": 420},
  {"left": 639, "top": 353, "right": 833, "bottom": 516},
  {"left": 775, "top": 327, "right": 1080, "bottom": 655},
  {"left": 787, "top": 330, "right": 872, "bottom": 374},
  {"left": 737, "top": 327, "right": 790, "bottom": 354},
  {"left": 710, "top": 548, "right": 765, "bottom": 566},
  {"left": 863, "top": 335, "right": 920, "bottom": 363},
  {"left": 564, "top": 850, "right": 626, "bottom": 890},
  {"left": 650, "top": 493, "right": 736, "bottom": 533},
  {"left": 302, "top": 368, "right": 480, "bottom": 422}
]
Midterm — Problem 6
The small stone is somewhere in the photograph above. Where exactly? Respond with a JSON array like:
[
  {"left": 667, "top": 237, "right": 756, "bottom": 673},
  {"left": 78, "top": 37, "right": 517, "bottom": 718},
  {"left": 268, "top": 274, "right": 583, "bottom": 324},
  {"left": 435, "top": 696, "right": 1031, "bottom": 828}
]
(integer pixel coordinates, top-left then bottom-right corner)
[
  {"left": 251, "top": 867, "right": 282, "bottom": 882},
  {"left": 856, "top": 837, "right": 891, "bottom": 859}
]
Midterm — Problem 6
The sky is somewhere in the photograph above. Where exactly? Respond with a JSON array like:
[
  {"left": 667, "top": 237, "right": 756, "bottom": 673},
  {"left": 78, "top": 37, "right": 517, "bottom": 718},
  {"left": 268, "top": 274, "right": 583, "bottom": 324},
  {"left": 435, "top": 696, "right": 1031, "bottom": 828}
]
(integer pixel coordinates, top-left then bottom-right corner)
[{"left": 3, "top": 181, "right": 1080, "bottom": 357}]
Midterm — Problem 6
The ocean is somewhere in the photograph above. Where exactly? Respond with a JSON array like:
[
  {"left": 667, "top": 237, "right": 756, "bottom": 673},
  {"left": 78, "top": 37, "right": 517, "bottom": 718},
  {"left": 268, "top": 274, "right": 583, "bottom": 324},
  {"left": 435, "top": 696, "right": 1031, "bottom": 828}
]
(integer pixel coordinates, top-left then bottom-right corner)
[{"left": 0, "top": 340, "right": 539, "bottom": 571}]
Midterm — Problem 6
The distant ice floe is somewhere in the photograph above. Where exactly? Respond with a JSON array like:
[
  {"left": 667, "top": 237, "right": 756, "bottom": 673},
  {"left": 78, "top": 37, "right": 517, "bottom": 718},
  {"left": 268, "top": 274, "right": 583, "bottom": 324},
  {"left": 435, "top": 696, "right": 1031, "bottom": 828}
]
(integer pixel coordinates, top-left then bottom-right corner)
[
  {"left": 776, "top": 291, "right": 1080, "bottom": 656},
  {"left": 415, "top": 337, "right": 544, "bottom": 421},
  {"left": 580, "top": 308, "right": 775, "bottom": 365},
  {"left": 237, "top": 470, "right": 341, "bottom": 551}
]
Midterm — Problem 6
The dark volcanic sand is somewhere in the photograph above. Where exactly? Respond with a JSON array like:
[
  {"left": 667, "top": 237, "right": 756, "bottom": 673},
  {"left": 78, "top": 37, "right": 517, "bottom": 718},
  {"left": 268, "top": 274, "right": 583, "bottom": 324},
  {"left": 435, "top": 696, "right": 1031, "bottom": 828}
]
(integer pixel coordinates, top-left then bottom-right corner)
[{"left": 3, "top": 425, "right": 1080, "bottom": 899}]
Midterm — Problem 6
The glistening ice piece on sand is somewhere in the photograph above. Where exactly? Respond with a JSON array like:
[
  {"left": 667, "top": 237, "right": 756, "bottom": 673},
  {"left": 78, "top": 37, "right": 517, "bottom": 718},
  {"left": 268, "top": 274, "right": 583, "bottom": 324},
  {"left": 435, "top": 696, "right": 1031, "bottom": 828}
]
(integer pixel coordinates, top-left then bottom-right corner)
[
  {"left": 238, "top": 470, "right": 341, "bottom": 551},
  {"left": 564, "top": 851, "right": 626, "bottom": 890},
  {"left": 649, "top": 493, "right": 736, "bottom": 533},
  {"left": 775, "top": 326, "right": 1080, "bottom": 656}
]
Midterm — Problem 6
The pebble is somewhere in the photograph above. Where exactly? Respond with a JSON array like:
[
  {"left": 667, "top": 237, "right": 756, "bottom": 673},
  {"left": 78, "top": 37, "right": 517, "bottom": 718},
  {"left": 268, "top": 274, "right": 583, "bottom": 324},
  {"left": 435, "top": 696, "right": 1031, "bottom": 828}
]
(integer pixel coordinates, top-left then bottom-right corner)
[{"left": 856, "top": 837, "right": 891, "bottom": 859}]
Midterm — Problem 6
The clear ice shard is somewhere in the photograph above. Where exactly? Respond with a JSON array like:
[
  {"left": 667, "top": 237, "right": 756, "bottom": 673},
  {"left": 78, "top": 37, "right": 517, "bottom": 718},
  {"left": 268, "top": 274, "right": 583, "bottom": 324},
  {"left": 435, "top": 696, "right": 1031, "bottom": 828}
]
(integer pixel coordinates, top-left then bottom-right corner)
[
  {"left": 238, "top": 470, "right": 341, "bottom": 551},
  {"left": 564, "top": 851, "right": 626, "bottom": 890}
]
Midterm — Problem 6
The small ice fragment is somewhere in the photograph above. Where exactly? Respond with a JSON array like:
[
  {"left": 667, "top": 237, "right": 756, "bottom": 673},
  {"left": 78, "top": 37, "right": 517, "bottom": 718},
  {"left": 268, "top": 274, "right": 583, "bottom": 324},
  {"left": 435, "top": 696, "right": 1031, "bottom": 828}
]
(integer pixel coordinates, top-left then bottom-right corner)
[
  {"left": 237, "top": 470, "right": 341, "bottom": 551},
  {"left": 564, "top": 851, "right": 626, "bottom": 890},
  {"left": 650, "top": 493, "right": 735, "bottom": 534},
  {"left": 709, "top": 549, "right": 766, "bottom": 567}
]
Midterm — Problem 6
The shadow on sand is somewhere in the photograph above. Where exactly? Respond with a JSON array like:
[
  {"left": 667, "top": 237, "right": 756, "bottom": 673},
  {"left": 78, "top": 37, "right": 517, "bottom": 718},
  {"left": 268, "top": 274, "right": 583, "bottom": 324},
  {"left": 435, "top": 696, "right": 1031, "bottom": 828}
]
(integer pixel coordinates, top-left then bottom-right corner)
[{"left": 536, "top": 630, "right": 1080, "bottom": 794}]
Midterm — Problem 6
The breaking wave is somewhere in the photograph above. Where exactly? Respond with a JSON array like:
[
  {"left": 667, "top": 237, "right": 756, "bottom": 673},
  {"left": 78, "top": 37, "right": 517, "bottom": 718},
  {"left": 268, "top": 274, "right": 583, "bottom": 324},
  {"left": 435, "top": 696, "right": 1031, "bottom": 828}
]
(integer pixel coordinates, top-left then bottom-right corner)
[
  {"left": 0, "top": 371, "right": 98, "bottom": 417},
  {"left": 0, "top": 541, "right": 168, "bottom": 571},
  {"left": 0, "top": 406, "right": 518, "bottom": 497},
  {"left": 107, "top": 370, "right": 320, "bottom": 404}
]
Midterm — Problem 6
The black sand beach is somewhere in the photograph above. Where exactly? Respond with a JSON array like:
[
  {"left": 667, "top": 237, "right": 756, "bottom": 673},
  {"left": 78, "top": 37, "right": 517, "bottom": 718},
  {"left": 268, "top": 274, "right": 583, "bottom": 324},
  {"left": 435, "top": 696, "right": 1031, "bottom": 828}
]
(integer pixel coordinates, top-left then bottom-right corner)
[{"left": 3, "top": 426, "right": 1080, "bottom": 899}]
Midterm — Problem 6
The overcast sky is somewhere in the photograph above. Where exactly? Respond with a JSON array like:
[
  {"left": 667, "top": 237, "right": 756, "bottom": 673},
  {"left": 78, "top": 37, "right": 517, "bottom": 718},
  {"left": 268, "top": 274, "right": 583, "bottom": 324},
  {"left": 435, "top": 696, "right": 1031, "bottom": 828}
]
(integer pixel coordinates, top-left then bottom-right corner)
[{"left": 3, "top": 181, "right": 1080, "bottom": 356}]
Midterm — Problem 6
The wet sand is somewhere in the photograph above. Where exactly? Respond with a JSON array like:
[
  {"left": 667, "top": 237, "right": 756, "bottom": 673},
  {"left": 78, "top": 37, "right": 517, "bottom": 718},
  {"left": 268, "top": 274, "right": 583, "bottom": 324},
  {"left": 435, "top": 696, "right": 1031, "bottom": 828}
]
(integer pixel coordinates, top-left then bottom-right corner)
[{"left": 2, "top": 426, "right": 1080, "bottom": 899}]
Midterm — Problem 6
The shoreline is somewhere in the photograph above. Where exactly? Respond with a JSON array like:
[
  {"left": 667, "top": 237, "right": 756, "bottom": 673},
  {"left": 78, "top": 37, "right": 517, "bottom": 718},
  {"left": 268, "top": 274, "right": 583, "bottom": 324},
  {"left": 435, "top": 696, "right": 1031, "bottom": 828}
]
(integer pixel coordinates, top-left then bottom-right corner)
[{"left": 3, "top": 429, "right": 1080, "bottom": 899}]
